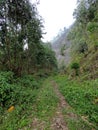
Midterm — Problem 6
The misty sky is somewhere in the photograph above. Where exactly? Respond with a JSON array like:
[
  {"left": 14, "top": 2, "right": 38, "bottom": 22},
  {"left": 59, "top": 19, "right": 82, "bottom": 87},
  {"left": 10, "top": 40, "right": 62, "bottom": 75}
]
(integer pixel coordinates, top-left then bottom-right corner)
[{"left": 31, "top": 0, "right": 77, "bottom": 41}]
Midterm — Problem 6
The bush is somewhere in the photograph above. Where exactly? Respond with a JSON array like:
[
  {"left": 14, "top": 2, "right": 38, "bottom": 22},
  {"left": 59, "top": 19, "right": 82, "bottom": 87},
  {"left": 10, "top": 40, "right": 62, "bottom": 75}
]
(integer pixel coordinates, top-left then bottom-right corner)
[
  {"left": 71, "top": 62, "right": 80, "bottom": 76},
  {"left": 0, "top": 72, "right": 40, "bottom": 111},
  {"left": 0, "top": 71, "right": 40, "bottom": 130},
  {"left": 71, "top": 62, "right": 80, "bottom": 70},
  {"left": 0, "top": 71, "right": 14, "bottom": 83},
  {"left": 18, "top": 75, "right": 39, "bottom": 89},
  {"left": 78, "top": 41, "right": 88, "bottom": 53},
  {"left": 0, "top": 71, "right": 15, "bottom": 107}
]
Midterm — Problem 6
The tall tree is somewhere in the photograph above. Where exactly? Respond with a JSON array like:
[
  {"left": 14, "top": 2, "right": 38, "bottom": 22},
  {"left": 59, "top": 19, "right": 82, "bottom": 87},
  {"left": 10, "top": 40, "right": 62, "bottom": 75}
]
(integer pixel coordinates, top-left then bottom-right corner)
[
  {"left": 0, "top": 0, "right": 43, "bottom": 75},
  {"left": 0, "top": 0, "right": 57, "bottom": 76}
]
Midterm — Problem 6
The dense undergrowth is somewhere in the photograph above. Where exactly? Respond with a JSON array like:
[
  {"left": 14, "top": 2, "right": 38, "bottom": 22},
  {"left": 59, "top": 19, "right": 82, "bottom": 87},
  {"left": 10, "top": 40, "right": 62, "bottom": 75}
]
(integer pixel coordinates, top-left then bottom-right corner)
[
  {"left": 0, "top": 71, "right": 59, "bottom": 130},
  {"left": 0, "top": 71, "right": 42, "bottom": 130},
  {"left": 55, "top": 75, "right": 98, "bottom": 129}
]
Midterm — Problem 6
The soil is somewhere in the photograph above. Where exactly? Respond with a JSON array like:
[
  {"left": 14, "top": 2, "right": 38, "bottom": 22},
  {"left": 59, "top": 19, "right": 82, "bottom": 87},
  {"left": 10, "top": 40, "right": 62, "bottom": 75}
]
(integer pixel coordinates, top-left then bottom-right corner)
[{"left": 50, "top": 81, "right": 77, "bottom": 130}]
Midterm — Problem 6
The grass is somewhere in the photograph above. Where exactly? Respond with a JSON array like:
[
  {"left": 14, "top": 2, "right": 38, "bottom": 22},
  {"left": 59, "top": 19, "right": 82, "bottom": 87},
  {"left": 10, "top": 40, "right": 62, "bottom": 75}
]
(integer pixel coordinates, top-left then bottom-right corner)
[
  {"left": 29, "top": 78, "right": 59, "bottom": 129},
  {"left": 62, "top": 107, "right": 92, "bottom": 130},
  {"left": 0, "top": 74, "right": 59, "bottom": 130},
  {"left": 0, "top": 73, "right": 42, "bottom": 130},
  {"left": 1, "top": 72, "right": 98, "bottom": 130},
  {"left": 54, "top": 75, "right": 98, "bottom": 129},
  {"left": 0, "top": 89, "right": 39, "bottom": 130}
]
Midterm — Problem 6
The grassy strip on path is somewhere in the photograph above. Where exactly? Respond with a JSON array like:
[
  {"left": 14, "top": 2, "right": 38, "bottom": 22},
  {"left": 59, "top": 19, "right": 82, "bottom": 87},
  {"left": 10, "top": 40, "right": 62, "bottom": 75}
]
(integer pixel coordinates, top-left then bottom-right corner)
[
  {"left": 27, "top": 78, "right": 59, "bottom": 130},
  {"left": 54, "top": 75, "right": 98, "bottom": 130}
]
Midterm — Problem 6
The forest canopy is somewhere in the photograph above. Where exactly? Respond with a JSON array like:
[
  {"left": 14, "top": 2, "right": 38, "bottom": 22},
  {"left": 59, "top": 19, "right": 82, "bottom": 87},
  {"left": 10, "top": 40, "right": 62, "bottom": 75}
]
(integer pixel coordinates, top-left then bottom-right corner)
[{"left": 0, "top": 0, "right": 57, "bottom": 76}]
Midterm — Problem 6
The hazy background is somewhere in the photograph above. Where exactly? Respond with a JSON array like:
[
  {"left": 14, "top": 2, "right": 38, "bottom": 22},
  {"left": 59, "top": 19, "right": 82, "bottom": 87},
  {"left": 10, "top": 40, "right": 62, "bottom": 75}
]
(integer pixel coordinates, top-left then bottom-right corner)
[{"left": 31, "top": 0, "right": 77, "bottom": 41}]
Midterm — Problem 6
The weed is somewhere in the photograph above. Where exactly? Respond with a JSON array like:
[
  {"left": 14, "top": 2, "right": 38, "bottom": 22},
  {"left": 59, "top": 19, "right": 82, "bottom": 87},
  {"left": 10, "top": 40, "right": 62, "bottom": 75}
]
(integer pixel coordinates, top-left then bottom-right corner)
[
  {"left": 55, "top": 75, "right": 98, "bottom": 129},
  {"left": 0, "top": 71, "right": 41, "bottom": 130}
]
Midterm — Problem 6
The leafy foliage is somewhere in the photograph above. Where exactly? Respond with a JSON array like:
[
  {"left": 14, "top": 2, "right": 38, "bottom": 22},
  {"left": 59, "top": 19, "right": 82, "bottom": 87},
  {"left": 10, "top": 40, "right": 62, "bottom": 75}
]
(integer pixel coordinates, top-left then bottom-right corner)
[
  {"left": 0, "top": 71, "right": 40, "bottom": 110},
  {"left": 71, "top": 62, "right": 80, "bottom": 70},
  {"left": 71, "top": 62, "right": 80, "bottom": 76},
  {"left": 55, "top": 75, "right": 98, "bottom": 129},
  {"left": 0, "top": 0, "right": 57, "bottom": 76},
  {"left": 0, "top": 71, "right": 41, "bottom": 129},
  {"left": 0, "top": 75, "right": 58, "bottom": 130},
  {"left": 67, "top": 0, "right": 98, "bottom": 78},
  {"left": 0, "top": 1, "right": 58, "bottom": 128}
]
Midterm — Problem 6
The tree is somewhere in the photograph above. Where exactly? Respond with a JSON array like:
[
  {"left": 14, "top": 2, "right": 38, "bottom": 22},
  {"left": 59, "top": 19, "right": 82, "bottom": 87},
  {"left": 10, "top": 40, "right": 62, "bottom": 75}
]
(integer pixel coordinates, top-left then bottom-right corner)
[
  {"left": 0, "top": 0, "right": 58, "bottom": 76},
  {"left": 0, "top": 0, "right": 43, "bottom": 75},
  {"left": 68, "top": 0, "right": 98, "bottom": 78},
  {"left": 73, "top": 0, "right": 88, "bottom": 25}
]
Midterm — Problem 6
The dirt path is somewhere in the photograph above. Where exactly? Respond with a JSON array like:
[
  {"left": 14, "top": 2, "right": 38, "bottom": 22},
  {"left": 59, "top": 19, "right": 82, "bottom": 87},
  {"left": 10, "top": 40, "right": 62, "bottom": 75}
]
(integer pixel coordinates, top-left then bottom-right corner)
[
  {"left": 50, "top": 81, "right": 77, "bottom": 130},
  {"left": 29, "top": 80, "right": 78, "bottom": 130},
  {"left": 50, "top": 81, "right": 69, "bottom": 130},
  {"left": 19, "top": 79, "right": 94, "bottom": 130}
]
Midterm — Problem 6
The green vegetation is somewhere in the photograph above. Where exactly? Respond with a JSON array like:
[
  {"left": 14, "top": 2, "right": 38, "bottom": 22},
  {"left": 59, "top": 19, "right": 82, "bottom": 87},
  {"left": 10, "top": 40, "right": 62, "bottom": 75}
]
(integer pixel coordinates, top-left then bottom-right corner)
[
  {"left": 54, "top": 2, "right": 98, "bottom": 126},
  {"left": 71, "top": 62, "right": 80, "bottom": 76},
  {"left": 71, "top": 62, "right": 80, "bottom": 70},
  {"left": 0, "top": 0, "right": 58, "bottom": 129},
  {"left": 0, "top": 0, "right": 57, "bottom": 76},
  {"left": 62, "top": 108, "right": 92, "bottom": 130},
  {"left": 0, "top": 76, "right": 59, "bottom": 130},
  {"left": 67, "top": 0, "right": 98, "bottom": 79},
  {"left": 35, "top": 80, "right": 58, "bottom": 120},
  {"left": 55, "top": 75, "right": 98, "bottom": 129},
  {"left": 0, "top": 71, "right": 42, "bottom": 130},
  {"left": 30, "top": 79, "right": 59, "bottom": 129},
  {"left": 0, "top": 0, "right": 98, "bottom": 130},
  {"left": 60, "top": 44, "right": 66, "bottom": 56}
]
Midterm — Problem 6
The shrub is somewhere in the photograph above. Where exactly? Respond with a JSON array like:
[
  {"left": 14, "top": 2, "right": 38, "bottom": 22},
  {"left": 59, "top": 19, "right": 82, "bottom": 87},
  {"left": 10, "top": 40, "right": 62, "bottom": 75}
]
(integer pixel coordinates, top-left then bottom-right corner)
[
  {"left": 0, "top": 72, "right": 40, "bottom": 111},
  {"left": 78, "top": 42, "right": 88, "bottom": 53},
  {"left": 71, "top": 62, "right": 80, "bottom": 70},
  {"left": 71, "top": 62, "right": 80, "bottom": 76},
  {"left": 0, "top": 71, "right": 14, "bottom": 83},
  {"left": 0, "top": 71, "right": 15, "bottom": 107},
  {"left": 18, "top": 75, "right": 39, "bottom": 89}
]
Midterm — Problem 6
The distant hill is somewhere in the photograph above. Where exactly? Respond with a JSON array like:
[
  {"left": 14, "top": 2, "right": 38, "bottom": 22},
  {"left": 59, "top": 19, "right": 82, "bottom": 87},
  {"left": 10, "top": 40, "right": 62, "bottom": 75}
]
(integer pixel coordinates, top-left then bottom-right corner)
[{"left": 51, "top": 28, "right": 71, "bottom": 68}]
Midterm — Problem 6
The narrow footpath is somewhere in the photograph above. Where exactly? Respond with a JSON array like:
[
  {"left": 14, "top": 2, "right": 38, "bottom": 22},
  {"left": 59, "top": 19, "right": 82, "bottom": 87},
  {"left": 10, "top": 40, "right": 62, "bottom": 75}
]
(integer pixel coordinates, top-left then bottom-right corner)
[
  {"left": 27, "top": 79, "right": 92, "bottom": 130},
  {"left": 50, "top": 81, "right": 77, "bottom": 130}
]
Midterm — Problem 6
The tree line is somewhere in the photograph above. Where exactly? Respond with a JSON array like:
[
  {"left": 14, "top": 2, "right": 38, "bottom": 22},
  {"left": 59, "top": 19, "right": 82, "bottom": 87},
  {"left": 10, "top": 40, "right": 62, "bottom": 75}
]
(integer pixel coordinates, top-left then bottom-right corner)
[
  {"left": 67, "top": 0, "right": 98, "bottom": 78},
  {"left": 0, "top": 0, "right": 57, "bottom": 76},
  {"left": 68, "top": 0, "right": 98, "bottom": 53}
]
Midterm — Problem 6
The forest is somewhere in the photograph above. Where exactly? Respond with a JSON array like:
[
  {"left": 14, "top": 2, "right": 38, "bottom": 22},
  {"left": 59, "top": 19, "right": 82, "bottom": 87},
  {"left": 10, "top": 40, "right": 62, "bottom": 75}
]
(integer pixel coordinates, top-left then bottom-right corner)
[{"left": 0, "top": 0, "right": 98, "bottom": 130}]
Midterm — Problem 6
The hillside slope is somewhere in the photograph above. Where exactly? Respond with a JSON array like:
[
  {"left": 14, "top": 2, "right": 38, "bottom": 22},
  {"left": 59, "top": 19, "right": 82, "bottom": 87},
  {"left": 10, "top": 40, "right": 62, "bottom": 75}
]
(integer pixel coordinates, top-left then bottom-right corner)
[
  {"left": 51, "top": 29, "right": 71, "bottom": 68},
  {"left": 51, "top": 0, "right": 98, "bottom": 79}
]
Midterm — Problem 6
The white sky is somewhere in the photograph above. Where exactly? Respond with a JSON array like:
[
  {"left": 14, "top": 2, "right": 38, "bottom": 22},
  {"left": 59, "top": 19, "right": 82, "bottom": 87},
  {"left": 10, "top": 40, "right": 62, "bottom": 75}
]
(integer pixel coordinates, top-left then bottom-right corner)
[{"left": 31, "top": 0, "right": 77, "bottom": 41}]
